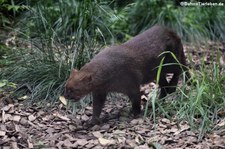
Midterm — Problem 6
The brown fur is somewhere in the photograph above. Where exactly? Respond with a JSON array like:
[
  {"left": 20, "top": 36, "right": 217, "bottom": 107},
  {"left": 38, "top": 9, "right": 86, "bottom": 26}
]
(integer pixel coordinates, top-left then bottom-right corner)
[{"left": 64, "top": 25, "right": 189, "bottom": 124}]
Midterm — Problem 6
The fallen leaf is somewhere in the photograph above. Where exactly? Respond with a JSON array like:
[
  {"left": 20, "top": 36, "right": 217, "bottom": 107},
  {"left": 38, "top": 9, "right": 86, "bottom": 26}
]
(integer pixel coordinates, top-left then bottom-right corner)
[
  {"left": 56, "top": 141, "right": 64, "bottom": 149},
  {"left": 136, "top": 144, "right": 151, "bottom": 149},
  {"left": 117, "top": 137, "right": 126, "bottom": 143},
  {"left": 18, "top": 95, "right": 29, "bottom": 101},
  {"left": 161, "top": 118, "right": 170, "bottom": 124},
  {"left": 126, "top": 139, "right": 137, "bottom": 148},
  {"left": 101, "top": 124, "right": 110, "bottom": 130},
  {"left": 14, "top": 124, "right": 20, "bottom": 132},
  {"left": 220, "top": 56, "right": 225, "bottom": 68},
  {"left": 28, "top": 115, "right": 36, "bottom": 122},
  {"left": 217, "top": 119, "right": 225, "bottom": 127},
  {"left": 37, "top": 110, "right": 45, "bottom": 117},
  {"left": 13, "top": 115, "right": 21, "bottom": 122},
  {"left": 98, "top": 138, "right": 114, "bottom": 146},
  {"left": 46, "top": 127, "right": 55, "bottom": 134},
  {"left": 68, "top": 124, "right": 76, "bottom": 131},
  {"left": 53, "top": 112, "right": 70, "bottom": 121},
  {"left": 170, "top": 127, "right": 179, "bottom": 133},
  {"left": 0, "top": 130, "right": 6, "bottom": 136},
  {"left": 27, "top": 121, "right": 40, "bottom": 130},
  {"left": 1, "top": 105, "right": 11, "bottom": 111},
  {"left": 81, "top": 114, "right": 89, "bottom": 121},
  {"left": 76, "top": 139, "right": 88, "bottom": 146},
  {"left": 135, "top": 134, "right": 144, "bottom": 145},
  {"left": 158, "top": 123, "right": 167, "bottom": 129},
  {"left": 113, "top": 130, "right": 126, "bottom": 135},
  {"left": 87, "top": 139, "right": 99, "bottom": 146},
  {"left": 20, "top": 117, "right": 28, "bottom": 125},
  {"left": 64, "top": 139, "right": 75, "bottom": 147},
  {"left": 92, "top": 131, "right": 103, "bottom": 138},
  {"left": 174, "top": 124, "right": 190, "bottom": 135},
  {"left": 136, "top": 129, "right": 149, "bottom": 135},
  {"left": 11, "top": 142, "right": 19, "bottom": 149},
  {"left": 91, "top": 125, "right": 101, "bottom": 131},
  {"left": 130, "top": 119, "right": 142, "bottom": 125},
  {"left": 0, "top": 125, "right": 7, "bottom": 132},
  {"left": 27, "top": 139, "right": 34, "bottom": 148},
  {"left": 59, "top": 96, "right": 67, "bottom": 105},
  {"left": 85, "top": 143, "right": 95, "bottom": 148},
  {"left": 164, "top": 137, "right": 177, "bottom": 144},
  {"left": 65, "top": 134, "right": 76, "bottom": 141},
  {"left": 2, "top": 110, "right": 6, "bottom": 122}
]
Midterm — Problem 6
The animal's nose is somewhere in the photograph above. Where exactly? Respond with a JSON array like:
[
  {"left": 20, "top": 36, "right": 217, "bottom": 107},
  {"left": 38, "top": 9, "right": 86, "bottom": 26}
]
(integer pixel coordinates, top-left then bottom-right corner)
[{"left": 64, "top": 89, "right": 72, "bottom": 99}]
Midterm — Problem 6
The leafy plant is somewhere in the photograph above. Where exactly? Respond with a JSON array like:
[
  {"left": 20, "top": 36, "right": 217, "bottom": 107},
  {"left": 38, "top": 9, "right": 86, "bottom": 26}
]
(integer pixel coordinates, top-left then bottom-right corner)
[
  {"left": 0, "top": 43, "right": 16, "bottom": 67},
  {"left": 146, "top": 50, "right": 225, "bottom": 139},
  {"left": 127, "top": 0, "right": 225, "bottom": 42},
  {"left": 0, "top": 0, "right": 28, "bottom": 26},
  {"left": 20, "top": 0, "right": 116, "bottom": 68},
  {"left": 2, "top": 0, "right": 117, "bottom": 103},
  {"left": 176, "top": 57, "right": 224, "bottom": 139},
  {"left": 0, "top": 79, "right": 16, "bottom": 88}
]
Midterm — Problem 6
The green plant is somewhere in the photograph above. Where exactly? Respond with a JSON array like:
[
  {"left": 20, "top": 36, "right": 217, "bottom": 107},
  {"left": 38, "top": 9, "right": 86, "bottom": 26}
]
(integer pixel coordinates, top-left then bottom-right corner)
[
  {"left": 176, "top": 58, "right": 224, "bottom": 139},
  {"left": 1, "top": 0, "right": 117, "bottom": 103},
  {"left": 0, "top": 0, "right": 28, "bottom": 26},
  {"left": 0, "top": 43, "right": 15, "bottom": 67},
  {"left": 0, "top": 79, "right": 16, "bottom": 88},
  {"left": 21, "top": 0, "right": 116, "bottom": 68},
  {"left": 127, "top": 0, "right": 225, "bottom": 42},
  {"left": 108, "top": 0, "right": 133, "bottom": 42},
  {"left": 145, "top": 50, "right": 225, "bottom": 139},
  {"left": 144, "top": 51, "right": 190, "bottom": 126}
]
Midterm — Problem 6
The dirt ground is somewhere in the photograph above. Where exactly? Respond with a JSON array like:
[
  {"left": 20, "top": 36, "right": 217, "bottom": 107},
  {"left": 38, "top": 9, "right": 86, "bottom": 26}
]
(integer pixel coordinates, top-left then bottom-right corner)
[{"left": 0, "top": 98, "right": 225, "bottom": 149}]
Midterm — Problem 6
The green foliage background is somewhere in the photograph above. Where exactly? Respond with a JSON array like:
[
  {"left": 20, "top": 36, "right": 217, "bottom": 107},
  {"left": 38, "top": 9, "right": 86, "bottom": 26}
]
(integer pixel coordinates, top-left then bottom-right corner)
[{"left": 0, "top": 0, "right": 224, "bottom": 101}]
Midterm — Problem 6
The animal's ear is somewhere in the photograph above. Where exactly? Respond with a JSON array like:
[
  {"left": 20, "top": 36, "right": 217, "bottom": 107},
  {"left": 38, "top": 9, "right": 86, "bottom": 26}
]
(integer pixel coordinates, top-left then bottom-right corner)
[{"left": 72, "top": 69, "right": 78, "bottom": 74}]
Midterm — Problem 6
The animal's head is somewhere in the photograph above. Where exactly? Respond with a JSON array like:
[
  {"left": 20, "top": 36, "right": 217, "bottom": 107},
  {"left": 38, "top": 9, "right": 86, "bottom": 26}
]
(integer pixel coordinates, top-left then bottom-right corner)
[{"left": 64, "top": 69, "right": 93, "bottom": 102}]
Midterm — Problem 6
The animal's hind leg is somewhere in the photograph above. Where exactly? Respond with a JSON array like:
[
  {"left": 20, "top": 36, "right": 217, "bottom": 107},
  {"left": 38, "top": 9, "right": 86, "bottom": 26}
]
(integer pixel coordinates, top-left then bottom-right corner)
[
  {"left": 158, "top": 74, "right": 170, "bottom": 99},
  {"left": 167, "top": 69, "right": 181, "bottom": 94}
]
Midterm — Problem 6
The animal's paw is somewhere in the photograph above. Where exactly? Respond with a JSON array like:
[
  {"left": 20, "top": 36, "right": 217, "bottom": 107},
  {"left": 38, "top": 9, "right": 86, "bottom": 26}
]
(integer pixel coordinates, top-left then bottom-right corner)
[
  {"left": 84, "top": 117, "right": 102, "bottom": 128},
  {"left": 130, "top": 109, "right": 142, "bottom": 119}
]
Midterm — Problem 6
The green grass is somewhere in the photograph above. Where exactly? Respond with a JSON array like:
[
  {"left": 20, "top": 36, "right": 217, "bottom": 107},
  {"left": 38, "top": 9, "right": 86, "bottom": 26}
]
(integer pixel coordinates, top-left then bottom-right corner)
[
  {"left": 1, "top": 50, "right": 68, "bottom": 102},
  {"left": 127, "top": 0, "right": 225, "bottom": 42},
  {"left": 177, "top": 61, "right": 224, "bottom": 139},
  {"left": 1, "top": 0, "right": 116, "bottom": 103},
  {"left": 19, "top": 0, "right": 116, "bottom": 67},
  {"left": 145, "top": 50, "right": 225, "bottom": 139}
]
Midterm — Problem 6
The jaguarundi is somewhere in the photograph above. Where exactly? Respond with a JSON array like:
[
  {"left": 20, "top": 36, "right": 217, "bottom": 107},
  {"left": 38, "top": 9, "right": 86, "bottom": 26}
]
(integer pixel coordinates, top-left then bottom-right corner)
[{"left": 64, "top": 25, "right": 189, "bottom": 124}]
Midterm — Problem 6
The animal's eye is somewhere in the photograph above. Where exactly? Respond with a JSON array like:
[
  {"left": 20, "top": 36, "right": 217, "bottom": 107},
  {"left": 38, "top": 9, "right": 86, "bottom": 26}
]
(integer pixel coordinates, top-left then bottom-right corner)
[
  {"left": 74, "top": 88, "right": 81, "bottom": 92},
  {"left": 66, "top": 88, "right": 73, "bottom": 94}
]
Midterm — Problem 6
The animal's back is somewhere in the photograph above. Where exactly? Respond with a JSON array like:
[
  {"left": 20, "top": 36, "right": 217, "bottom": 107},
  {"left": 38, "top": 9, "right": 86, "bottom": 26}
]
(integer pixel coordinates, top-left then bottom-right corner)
[{"left": 83, "top": 25, "right": 183, "bottom": 85}]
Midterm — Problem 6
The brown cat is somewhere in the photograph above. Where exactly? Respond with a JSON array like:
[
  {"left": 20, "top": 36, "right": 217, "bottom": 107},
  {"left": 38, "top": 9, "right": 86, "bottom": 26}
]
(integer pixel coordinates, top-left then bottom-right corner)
[{"left": 64, "top": 25, "right": 189, "bottom": 124}]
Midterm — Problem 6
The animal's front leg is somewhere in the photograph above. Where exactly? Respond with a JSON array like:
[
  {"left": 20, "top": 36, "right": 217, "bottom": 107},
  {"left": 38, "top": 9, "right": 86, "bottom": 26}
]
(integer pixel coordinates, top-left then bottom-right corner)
[
  {"left": 128, "top": 89, "right": 141, "bottom": 117},
  {"left": 91, "top": 91, "right": 107, "bottom": 125}
]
